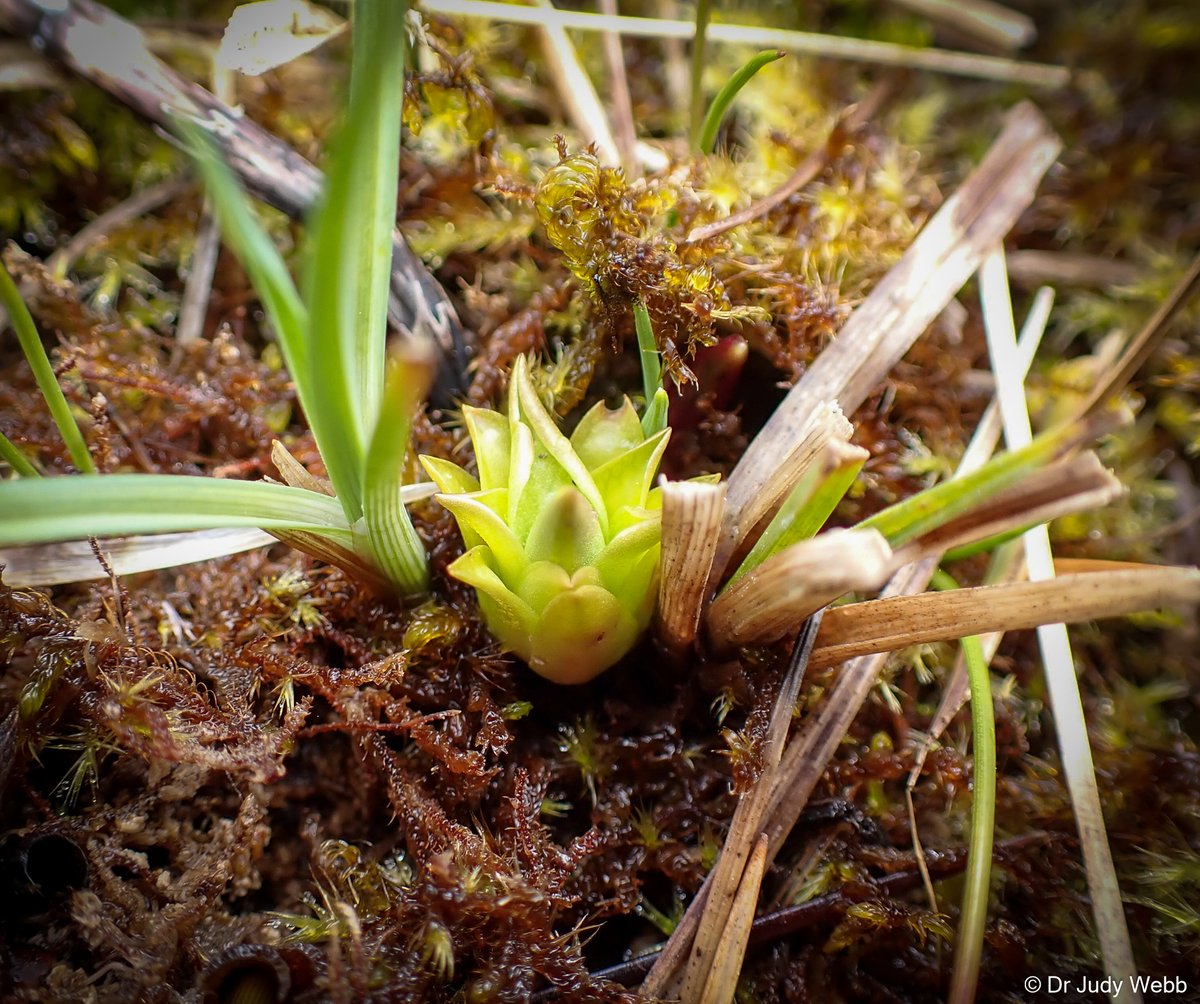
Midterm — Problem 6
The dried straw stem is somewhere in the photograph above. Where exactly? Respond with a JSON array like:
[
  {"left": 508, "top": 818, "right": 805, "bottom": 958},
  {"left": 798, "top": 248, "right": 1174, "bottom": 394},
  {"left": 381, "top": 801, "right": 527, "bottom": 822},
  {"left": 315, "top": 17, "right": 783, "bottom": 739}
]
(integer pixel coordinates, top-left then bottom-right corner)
[
  {"left": 424, "top": 1, "right": 1070, "bottom": 87},
  {"left": 713, "top": 102, "right": 1061, "bottom": 579},
  {"left": 530, "top": 0, "right": 621, "bottom": 167},
  {"left": 808, "top": 567, "right": 1200, "bottom": 670},
  {"left": 707, "top": 528, "right": 892, "bottom": 648},
  {"left": 657, "top": 480, "right": 726, "bottom": 650}
]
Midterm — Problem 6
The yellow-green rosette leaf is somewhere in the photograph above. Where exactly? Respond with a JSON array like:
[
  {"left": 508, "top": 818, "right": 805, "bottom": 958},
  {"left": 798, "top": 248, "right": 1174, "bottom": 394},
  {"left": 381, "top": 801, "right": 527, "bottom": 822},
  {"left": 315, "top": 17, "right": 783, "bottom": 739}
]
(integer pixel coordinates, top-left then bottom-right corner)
[
  {"left": 528, "top": 585, "right": 641, "bottom": 685},
  {"left": 435, "top": 492, "right": 525, "bottom": 582},
  {"left": 448, "top": 547, "right": 536, "bottom": 659},
  {"left": 524, "top": 487, "right": 605, "bottom": 572},
  {"left": 419, "top": 455, "right": 479, "bottom": 496},
  {"left": 592, "top": 429, "right": 671, "bottom": 516},
  {"left": 462, "top": 406, "right": 511, "bottom": 491},
  {"left": 570, "top": 397, "right": 645, "bottom": 469},
  {"left": 434, "top": 356, "right": 683, "bottom": 684}
]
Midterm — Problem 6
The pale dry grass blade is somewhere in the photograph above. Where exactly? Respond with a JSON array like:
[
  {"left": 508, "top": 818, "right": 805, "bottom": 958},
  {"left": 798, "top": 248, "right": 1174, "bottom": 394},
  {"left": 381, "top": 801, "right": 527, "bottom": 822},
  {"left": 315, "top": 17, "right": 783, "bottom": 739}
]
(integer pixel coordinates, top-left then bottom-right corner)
[
  {"left": 646, "top": 615, "right": 822, "bottom": 999},
  {"left": 707, "top": 528, "right": 892, "bottom": 647},
  {"left": 657, "top": 480, "right": 725, "bottom": 649},
  {"left": 761, "top": 556, "right": 938, "bottom": 858},
  {"left": 808, "top": 567, "right": 1200, "bottom": 671},
  {"left": 896, "top": 451, "right": 1123, "bottom": 559},
  {"left": 530, "top": 0, "right": 621, "bottom": 167},
  {"left": 980, "top": 245, "right": 1140, "bottom": 1003},
  {"left": 597, "top": 0, "right": 638, "bottom": 175},
  {"left": 423, "top": 1, "right": 1070, "bottom": 87},
  {"left": 713, "top": 103, "right": 1060, "bottom": 579},
  {"left": 889, "top": 0, "right": 1034, "bottom": 52},
  {"left": 697, "top": 835, "right": 768, "bottom": 1004},
  {"left": 1005, "top": 250, "right": 1142, "bottom": 289},
  {"left": 271, "top": 440, "right": 334, "bottom": 496},
  {"left": 0, "top": 529, "right": 275, "bottom": 586}
]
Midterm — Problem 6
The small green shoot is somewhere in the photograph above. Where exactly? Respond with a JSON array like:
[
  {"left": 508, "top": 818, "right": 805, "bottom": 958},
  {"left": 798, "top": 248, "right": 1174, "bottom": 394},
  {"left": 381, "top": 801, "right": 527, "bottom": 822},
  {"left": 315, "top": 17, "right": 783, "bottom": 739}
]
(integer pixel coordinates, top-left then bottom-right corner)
[
  {"left": 931, "top": 568, "right": 996, "bottom": 1004},
  {"left": 0, "top": 429, "right": 38, "bottom": 479},
  {"left": 688, "top": 0, "right": 713, "bottom": 148},
  {"left": 731, "top": 442, "right": 864, "bottom": 581},
  {"left": 633, "top": 301, "right": 668, "bottom": 436},
  {"left": 0, "top": 259, "right": 95, "bottom": 473},
  {"left": 698, "top": 49, "right": 785, "bottom": 154}
]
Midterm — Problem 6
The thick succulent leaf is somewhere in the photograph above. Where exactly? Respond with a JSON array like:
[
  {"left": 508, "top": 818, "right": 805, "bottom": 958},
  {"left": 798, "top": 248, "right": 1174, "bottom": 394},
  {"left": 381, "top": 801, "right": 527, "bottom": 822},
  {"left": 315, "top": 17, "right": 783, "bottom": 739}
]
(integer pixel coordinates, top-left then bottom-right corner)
[
  {"left": 436, "top": 493, "right": 525, "bottom": 582},
  {"left": 528, "top": 584, "right": 641, "bottom": 684},
  {"left": 419, "top": 455, "right": 479, "bottom": 496},
  {"left": 516, "top": 561, "right": 603, "bottom": 615},
  {"left": 512, "top": 356, "right": 608, "bottom": 536},
  {"left": 506, "top": 419, "right": 536, "bottom": 530},
  {"left": 593, "top": 516, "right": 662, "bottom": 591},
  {"left": 511, "top": 428, "right": 575, "bottom": 543},
  {"left": 463, "top": 405, "right": 511, "bottom": 492},
  {"left": 448, "top": 546, "right": 536, "bottom": 659},
  {"left": 523, "top": 487, "right": 605, "bottom": 572},
  {"left": 606, "top": 544, "right": 661, "bottom": 625},
  {"left": 570, "top": 397, "right": 644, "bottom": 470},
  {"left": 591, "top": 428, "right": 671, "bottom": 519}
]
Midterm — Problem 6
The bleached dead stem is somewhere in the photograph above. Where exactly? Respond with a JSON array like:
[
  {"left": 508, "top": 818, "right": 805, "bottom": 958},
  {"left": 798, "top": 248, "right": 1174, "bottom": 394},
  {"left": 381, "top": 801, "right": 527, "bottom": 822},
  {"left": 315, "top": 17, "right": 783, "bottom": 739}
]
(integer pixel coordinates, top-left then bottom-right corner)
[
  {"left": 707, "top": 528, "right": 892, "bottom": 647},
  {"left": 0, "top": 529, "right": 275, "bottom": 587},
  {"left": 657, "top": 480, "right": 725, "bottom": 649},
  {"left": 980, "top": 246, "right": 1139, "bottom": 1003},
  {"left": 889, "top": 0, "right": 1034, "bottom": 53},
  {"left": 808, "top": 567, "right": 1200, "bottom": 671},
  {"left": 424, "top": 1, "right": 1070, "bottom": 87},
  {"left": 713, "top": 102, "right": 1061, "bottom": 580},
  {"left": 529, "top": 0, "right": 621, "bottom": 167}
]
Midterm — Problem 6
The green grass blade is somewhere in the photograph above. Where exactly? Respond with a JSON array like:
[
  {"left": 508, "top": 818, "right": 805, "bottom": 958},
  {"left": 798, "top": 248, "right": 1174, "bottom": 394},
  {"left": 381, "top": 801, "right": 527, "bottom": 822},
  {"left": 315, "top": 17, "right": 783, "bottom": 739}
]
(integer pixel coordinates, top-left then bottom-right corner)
[
  {"left": 0, "top": 259, "right": 95, "bottom": 474},
  {"left": 688, "top": 0, "right": 712, "bottom": 147},
  {"left": 732, "top": 446, "right": 864, "bottom": 581},
  {"left": 859, "top": 419, "right": 1082, "bottom": 547},
  {"left": 0, "top": 474, "right": 353, "bottom": 547},
  {"left": 698, "top": 49, "right": 784, "bottom": 154},
  {"left": 633, "top": 301, "right": 667, "bottom": 437},
  {"left": 0, "top": 430, "right": 39, "bottom": 478},
  {"left": 304, "top": 0, "right": 410, "bottom": 521},
  {"left": 932, "top": 569, "right": 996, "bottom": 1004},
  {"left": 362, "top": 347, "right": 433, "bottom": 595},
  {"left": 178, "top": 122, "right": 311, "bottom": 412}
]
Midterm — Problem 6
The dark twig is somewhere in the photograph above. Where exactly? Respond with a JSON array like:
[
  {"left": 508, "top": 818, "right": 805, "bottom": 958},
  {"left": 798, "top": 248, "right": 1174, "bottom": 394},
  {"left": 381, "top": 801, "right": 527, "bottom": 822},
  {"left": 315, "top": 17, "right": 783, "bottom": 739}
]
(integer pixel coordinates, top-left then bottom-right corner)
[{"left": 0, "top": 0, "right": 470, "bottom": 403}]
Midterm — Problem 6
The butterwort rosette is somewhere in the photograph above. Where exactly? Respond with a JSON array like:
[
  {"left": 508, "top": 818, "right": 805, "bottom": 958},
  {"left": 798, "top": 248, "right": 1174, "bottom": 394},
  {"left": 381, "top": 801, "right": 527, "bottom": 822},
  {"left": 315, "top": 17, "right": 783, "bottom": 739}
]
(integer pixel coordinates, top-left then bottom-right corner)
[{"left": 420, "top": 357, "right": 668, "bottom": 684}]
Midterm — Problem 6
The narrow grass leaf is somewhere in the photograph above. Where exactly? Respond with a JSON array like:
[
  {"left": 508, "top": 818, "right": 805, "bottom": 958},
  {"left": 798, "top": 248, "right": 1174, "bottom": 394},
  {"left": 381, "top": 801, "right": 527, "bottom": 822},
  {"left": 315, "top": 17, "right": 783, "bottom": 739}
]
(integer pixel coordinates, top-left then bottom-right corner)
[
  {"left": 0, "top": 430, "right": 39, "bottom": 479},
  {"left": 303, "top": 0, "right": 409, "bottom": 520},
  {"left": 178, "top": 123, "right": 310, "bottom": 410},
  {"left": 732, "top": 440, "right": 865, "bottom": 581},
  {"left": 698, "top": 49, "right": 784, "bottom": 153},
  {"left": 930, "top": 569, "right": 996, "bottom": 1004},
  {"left": 0, "top": 258, "right": 95, "bottom": 473},
  {"left": 633, "top": 301, "right": 667, "bottom": 436},
  {"left": 0, "top": 474, "right": 353, "bottom": 546},
  {"left": 859, "top": 418, "right": 1089, "bottom": 547}
]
